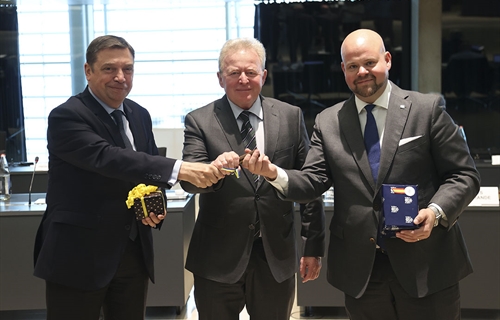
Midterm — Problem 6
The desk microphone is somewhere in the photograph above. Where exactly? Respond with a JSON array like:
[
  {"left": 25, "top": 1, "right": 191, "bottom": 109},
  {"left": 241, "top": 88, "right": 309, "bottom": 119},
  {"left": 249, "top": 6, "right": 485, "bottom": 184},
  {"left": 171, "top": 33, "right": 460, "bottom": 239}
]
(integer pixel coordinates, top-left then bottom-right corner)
[{"left": 28, "top": 156, "right": 39, "bottom": 206}]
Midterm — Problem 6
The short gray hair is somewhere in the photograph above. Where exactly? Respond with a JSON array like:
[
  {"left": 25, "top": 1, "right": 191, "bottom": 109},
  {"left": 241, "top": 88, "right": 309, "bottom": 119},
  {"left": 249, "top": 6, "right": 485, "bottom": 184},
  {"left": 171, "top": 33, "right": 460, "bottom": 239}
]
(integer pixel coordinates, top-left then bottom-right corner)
[{"left": 218, "top": 37, "right": 266, "bottom": 72}]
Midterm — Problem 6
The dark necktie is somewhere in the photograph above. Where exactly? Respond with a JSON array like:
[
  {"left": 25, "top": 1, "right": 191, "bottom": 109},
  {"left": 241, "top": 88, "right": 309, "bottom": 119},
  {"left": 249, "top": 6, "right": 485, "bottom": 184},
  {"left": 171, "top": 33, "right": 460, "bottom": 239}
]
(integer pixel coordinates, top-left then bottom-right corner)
[
  {"left": 111, "top": 110, "right": 133, "bottom": 150},
  {"left": 363, "top": 104, "right": 380, "bottom": 183},
  {"left": 364, "top": 105, "right": 386, "bottom": 250},
  {"left": 238, "top": 111, "right": 260, "bottom": 239},
  {"left": 111, "top": 109, "right": 137, "bottom": 241},
  {"left": 239, "top": 111, "right": 258, "bottom": 184}
]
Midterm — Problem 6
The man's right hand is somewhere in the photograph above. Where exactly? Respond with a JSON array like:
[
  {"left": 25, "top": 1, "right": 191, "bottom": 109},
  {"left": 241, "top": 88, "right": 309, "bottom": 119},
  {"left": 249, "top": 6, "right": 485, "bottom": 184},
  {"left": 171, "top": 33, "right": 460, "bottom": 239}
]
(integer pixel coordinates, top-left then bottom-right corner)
[
  {"left": 178, "top": 162, "right": 224, "bottom": 188},
  {"left": 241, "top": 149, "right": 278, "bottom": 181}
]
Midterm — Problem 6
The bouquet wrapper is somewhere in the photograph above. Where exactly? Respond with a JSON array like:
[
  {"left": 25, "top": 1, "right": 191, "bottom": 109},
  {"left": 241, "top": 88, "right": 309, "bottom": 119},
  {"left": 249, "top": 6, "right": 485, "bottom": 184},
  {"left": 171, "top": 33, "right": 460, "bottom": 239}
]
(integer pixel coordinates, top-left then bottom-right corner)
[
  {"left": 381, "top": 184, "right": 419, "bottom": 238},
  {"left": 132, "top": 191, "right": 166, "bottom": 220}
]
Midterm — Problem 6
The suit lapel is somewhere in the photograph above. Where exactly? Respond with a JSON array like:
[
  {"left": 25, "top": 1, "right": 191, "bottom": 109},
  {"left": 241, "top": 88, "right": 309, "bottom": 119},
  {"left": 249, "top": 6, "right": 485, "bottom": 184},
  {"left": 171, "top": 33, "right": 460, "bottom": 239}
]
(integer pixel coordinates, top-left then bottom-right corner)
[
  {"left": 258, "top": 97, "right": 279, "bottom": 188},
  {"left": 79, "top": 88, "right": 124, "bottom": 148},
  {"left": 378, "top": 85, "right": 411, "bottom": 187},
  {"left": 338, "top": 97, "right": 376, "bottom": 191},
  {"left": 214, "top": 96, "right": 242, "bottom": 154}
]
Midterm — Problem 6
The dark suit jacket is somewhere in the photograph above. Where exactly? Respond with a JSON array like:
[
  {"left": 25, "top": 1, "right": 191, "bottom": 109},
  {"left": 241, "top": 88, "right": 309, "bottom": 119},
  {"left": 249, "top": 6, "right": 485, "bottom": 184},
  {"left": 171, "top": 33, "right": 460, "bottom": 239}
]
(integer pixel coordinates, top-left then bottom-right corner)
[
  {"left": 181, "top": 95, "right": 325, "bottom": 284},
  {"left": 284, "top": 82, "right": 480, "bottom": 298},
  {"left": 33, "top": 87, "right": 177, "bottom": 291}
]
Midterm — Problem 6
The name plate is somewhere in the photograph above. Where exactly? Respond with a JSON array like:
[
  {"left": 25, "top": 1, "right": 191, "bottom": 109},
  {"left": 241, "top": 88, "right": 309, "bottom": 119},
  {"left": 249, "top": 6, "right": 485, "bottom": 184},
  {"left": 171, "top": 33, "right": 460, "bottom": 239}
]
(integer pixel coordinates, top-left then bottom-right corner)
[
  {"left": 468, "top": 187, "right": 499, "bottom": 207},
  {"left": 492, "top": 155, "right": 500, "bottom": 165}
]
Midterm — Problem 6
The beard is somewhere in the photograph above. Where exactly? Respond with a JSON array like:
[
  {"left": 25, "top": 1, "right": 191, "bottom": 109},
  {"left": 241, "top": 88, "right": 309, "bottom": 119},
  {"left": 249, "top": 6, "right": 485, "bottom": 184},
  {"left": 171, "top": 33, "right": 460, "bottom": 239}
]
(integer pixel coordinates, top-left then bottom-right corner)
[{"left": 353, "top": 77, "right": 386, "bottom": 98}]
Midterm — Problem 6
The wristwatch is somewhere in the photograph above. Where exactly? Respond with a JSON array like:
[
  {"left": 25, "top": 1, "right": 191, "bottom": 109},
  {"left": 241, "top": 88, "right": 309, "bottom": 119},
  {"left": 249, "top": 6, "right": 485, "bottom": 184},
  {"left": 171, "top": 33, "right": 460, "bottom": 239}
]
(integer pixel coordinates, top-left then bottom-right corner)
[{"left": 428, "top": 204, "right": 442, "bottom": 227}]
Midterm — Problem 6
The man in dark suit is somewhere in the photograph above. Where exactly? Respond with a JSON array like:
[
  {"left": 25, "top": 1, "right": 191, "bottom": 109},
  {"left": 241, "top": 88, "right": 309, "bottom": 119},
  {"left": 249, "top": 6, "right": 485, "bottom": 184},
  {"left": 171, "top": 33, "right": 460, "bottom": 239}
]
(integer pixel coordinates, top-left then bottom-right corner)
[
  {"left": 33, "top": 35, "right": 223, "bottom": 320},
  {"left": 180, "top": 37, "right": 325, "bottom": 320},
  {"left": 243, "top": 29, "right": 481, "bottom": 320}
]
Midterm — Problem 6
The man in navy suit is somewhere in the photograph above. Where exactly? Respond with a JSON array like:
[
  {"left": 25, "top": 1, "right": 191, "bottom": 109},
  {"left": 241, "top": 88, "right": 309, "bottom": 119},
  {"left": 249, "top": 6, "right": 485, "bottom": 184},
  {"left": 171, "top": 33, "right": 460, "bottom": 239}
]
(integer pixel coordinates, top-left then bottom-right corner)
[
  {"left": 33, "top": 35, "right": 223, "bottom": 320},
  {"left": 243, "top": 29, "right": 480, "bottom": 320},
  {"left": 181, "top": 38, "right": 325, "bottom": 320}
]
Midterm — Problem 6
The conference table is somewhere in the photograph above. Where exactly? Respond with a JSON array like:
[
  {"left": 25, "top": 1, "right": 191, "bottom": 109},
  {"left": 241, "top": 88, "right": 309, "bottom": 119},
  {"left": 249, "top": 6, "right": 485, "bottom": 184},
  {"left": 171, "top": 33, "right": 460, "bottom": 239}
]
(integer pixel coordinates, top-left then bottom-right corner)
[{"left": 0, "top": 192, "right": 196, "bottom": 314}]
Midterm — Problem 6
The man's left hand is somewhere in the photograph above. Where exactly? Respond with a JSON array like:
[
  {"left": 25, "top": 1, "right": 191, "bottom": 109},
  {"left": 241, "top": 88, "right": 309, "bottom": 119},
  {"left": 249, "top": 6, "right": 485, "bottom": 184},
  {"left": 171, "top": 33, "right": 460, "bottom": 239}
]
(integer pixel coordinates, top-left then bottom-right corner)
[
  {"left": 300, "top": 256, "right": 322, "bottom": 283},
  {"left": 396, "top": 207, "right": 435, "bottom": 242},
  {"left": 141, "top": 210, "right": 166, "bottom": 228}
]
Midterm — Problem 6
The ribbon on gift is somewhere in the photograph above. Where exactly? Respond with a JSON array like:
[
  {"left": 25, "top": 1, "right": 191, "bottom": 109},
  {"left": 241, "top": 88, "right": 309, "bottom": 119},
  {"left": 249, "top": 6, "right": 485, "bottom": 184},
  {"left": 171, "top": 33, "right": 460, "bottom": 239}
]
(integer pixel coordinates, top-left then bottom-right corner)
[{"left": 140, "top": 196, "right": 149, "bottom": 218}]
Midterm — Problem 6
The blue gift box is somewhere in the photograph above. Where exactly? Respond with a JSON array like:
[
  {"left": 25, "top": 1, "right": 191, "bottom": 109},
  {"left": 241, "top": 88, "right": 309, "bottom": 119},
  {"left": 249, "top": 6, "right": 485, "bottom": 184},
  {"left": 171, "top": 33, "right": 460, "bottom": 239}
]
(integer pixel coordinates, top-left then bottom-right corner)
[{"left": 381, "top": 184, "right": 419, "bottom": 237}]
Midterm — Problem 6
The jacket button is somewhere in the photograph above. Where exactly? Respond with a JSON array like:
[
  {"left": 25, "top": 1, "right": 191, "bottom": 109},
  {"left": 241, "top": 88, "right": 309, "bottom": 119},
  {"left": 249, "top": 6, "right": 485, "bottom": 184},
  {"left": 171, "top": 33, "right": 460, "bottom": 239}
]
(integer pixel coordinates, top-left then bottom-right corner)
[
  {"left": 369, "top": 237, "right": 376, "bottom": 244},
  {"left": 255, "top": 194, "right": 260, "bottom": 201},
  {"left": 249, "top": 224, "right": 255, "bottom": 230},
  {"left": 125, "top": 225, "right": 131, "bottom": 231}
]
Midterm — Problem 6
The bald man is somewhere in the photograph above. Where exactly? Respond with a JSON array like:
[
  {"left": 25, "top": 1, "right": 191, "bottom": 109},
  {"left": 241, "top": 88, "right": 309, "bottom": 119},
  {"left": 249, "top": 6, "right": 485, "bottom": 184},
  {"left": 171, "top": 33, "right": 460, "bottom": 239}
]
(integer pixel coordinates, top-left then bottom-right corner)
[{"left": 242, "top": 29, "right": 480, "bottom": 320}]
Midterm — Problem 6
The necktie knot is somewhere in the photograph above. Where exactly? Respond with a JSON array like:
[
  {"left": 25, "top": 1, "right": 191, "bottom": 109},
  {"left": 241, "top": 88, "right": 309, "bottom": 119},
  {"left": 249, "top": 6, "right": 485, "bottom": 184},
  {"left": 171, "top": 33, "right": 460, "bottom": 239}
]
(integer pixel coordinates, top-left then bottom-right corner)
[
  {"left": 239, "top": 111, "right": 256, "bottom": 151},
  {"left": 111, "top": 110, "right": 125, "bottom": 127},
  {"left": 238, "top": 110, "right": 251, "bottom": 122},
  {"left": 111, "top": 110, "right": 133, "bottom": 150},
  {"left": 365, "top": 104, "right": 376, "bottom": 113}
]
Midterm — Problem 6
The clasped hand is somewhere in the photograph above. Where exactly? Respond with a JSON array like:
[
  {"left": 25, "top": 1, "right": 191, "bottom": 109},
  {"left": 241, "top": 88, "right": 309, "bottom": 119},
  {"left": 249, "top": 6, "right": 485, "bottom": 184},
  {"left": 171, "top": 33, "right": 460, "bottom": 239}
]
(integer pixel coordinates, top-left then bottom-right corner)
[
  {"left": 178, "top": 162, "right": 225, "bottom": 188},
  {"left": 239, "top": 148, "right": 278, "bottom": 181},
  {"left": 211, "top": 151, "right": 241, "bottom": 175}
]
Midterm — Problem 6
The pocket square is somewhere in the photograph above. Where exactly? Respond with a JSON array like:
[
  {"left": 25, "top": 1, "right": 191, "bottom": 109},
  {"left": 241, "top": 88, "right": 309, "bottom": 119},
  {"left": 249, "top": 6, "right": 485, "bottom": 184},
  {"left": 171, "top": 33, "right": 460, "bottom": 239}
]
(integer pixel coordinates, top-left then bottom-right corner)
[{"left": 399, "top": 135, "right": 422, "bottom": 146}]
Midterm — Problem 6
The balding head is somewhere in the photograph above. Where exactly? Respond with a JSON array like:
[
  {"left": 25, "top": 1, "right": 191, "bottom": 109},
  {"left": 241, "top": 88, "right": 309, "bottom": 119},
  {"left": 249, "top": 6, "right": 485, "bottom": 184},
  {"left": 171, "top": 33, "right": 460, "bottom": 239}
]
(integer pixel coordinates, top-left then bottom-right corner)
[
  {"left": 340, "top": 29, "right": 391, "bottom": 103},
  {"left": 341, "top": 29, "right": 386, "bottom": 63}
]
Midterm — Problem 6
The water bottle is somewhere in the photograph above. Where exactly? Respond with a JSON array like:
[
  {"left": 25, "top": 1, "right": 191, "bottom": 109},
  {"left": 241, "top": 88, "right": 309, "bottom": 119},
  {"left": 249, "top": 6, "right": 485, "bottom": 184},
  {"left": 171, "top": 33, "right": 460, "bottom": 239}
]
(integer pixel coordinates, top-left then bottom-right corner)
[{"left": 0, "top": 153, "right": 11, "bottom": 201}]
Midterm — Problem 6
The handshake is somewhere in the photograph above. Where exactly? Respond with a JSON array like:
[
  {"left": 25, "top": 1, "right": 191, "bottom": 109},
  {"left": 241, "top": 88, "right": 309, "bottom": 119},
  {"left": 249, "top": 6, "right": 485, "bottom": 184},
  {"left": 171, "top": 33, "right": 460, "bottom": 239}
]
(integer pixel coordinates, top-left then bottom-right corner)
[{"left": 179, "top": 149, "right": 277, "bottom": 188}]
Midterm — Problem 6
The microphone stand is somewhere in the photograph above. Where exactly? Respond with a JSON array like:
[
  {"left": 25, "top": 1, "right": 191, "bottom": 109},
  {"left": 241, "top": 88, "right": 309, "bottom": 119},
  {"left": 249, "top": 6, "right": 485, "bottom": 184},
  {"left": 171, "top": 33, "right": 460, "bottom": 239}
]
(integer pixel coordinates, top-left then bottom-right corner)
[{"left": 28, "top": 156, "right": 39, "bottom": 207}]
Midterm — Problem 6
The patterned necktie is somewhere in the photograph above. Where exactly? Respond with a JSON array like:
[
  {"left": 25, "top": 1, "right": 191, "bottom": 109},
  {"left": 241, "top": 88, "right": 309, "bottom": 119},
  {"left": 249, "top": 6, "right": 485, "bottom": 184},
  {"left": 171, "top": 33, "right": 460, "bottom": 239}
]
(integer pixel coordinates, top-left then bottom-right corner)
[
  {"left": 239, "top": 111, "right": 258, "bottom": 184},
  {"left": 111, "top": 110, "right": 134, "bottom": 150},
  {"left": 363, "top": 104, "right": 380, "bottom": 183},
  {"left": 111, "top": 109, "right": 137, "bottom": 241},
  {"left": 238, "top": 111, "right": 260, "bottom": 240}
]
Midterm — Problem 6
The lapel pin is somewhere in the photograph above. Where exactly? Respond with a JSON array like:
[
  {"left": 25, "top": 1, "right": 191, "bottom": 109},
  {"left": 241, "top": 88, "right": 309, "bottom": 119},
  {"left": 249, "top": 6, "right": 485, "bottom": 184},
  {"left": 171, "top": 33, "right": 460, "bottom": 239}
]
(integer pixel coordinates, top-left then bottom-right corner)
[{"left": 400, "top": 105, "right": 405, "bottom": 109}]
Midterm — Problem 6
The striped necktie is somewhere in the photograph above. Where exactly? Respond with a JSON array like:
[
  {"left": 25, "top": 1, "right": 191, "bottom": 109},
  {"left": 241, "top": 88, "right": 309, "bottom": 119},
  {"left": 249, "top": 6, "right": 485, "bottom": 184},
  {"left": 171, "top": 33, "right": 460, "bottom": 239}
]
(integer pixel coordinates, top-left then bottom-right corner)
[
  {"left": 239, "top": 111, "right": 260, "bottom": 239},
  {"left": 239, "top": 111, "right": 258, "bottom": 184}
]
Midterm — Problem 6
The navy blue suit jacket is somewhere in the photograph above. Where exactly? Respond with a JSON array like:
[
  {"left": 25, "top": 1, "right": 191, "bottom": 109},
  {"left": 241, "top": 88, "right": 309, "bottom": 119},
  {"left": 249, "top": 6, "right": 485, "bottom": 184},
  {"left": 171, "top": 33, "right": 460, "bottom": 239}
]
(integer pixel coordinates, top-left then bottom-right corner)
[{"left": 34, "top": 87, "right": 176, "bottom": 290}]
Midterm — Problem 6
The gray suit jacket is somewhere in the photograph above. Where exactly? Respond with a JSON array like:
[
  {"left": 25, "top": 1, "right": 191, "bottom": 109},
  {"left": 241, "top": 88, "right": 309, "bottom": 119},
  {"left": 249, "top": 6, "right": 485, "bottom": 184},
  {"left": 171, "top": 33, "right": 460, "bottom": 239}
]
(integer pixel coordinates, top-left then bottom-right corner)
[
  {"left": 181, "top": 95, "right": 325, "bottom": 284},
  {"left": 285, "top": 82, "right": 480, "bottom": 298}
]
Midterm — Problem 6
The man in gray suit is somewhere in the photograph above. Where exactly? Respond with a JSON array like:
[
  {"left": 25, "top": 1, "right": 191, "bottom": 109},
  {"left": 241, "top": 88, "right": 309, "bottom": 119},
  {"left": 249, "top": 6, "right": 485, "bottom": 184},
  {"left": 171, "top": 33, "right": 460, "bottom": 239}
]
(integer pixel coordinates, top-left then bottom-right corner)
[
  {"left": 243, "top": 29, "right": 480, "bottom": 320},
  {"left": 180, "top": 37, "right": 325, "bottom": 320}
]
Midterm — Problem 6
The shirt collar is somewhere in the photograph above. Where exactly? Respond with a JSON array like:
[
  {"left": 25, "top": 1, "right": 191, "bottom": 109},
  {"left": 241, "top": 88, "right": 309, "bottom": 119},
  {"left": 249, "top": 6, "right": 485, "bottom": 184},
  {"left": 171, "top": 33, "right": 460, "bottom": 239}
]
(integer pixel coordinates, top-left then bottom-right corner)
[
  {"left": 88, "top": 87, "right": 125, "bottom": 114},
  {"left": 227, "top": 96, "right": 263, "bottom": 121},
  {"left": 355, "top": 81, "right": 392, "bottom": 114}
]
